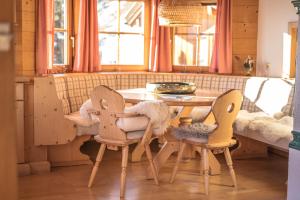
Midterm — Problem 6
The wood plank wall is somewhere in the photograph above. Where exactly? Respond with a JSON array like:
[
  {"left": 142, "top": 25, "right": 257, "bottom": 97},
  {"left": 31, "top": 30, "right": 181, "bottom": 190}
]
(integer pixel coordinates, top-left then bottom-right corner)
[
  {"left": 14, "top": 0, "right": 258, "bottom": 76},
  {"left": 232, "top": 0, "right": 259, "bottom": 75},
  {"left": 15, "top": 0, "right": 35, "bottom": 77}
]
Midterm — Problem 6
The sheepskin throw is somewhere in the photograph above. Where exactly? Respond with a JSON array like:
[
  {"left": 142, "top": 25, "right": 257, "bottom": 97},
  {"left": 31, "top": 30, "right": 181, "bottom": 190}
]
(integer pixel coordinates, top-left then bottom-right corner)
[
  {"left": 124, "top": 100, "right": 170, "bottom": 136},
  {"left": 234, "top": 110, "right": 269, "bottom": 132},
  {"left": 234, "top": 110, "right": 293, "bottom": 143},
  {"left": 172, "top": 123, "right": 217, "bottom": 139},
  {"left": 248, "top": 116, "right": 293, "bottom": 143}
]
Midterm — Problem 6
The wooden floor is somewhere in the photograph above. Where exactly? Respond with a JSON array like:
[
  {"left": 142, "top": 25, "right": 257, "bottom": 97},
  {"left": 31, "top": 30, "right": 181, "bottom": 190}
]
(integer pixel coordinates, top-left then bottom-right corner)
[{"left": 19, "top": 144, "right": 288, "bottom": 200}]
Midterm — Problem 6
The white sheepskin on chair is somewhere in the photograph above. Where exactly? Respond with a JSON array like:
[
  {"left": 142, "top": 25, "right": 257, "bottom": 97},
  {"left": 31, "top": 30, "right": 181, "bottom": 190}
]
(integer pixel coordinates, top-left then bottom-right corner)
[
  {"left": 248, "top": 116, "right": 293, "bottom": 143},
  {"left": 234, "top": 110, "right": 269, "bottom": 132},
  {"left": 124, "top": 100, "right": 171, "bottom": 136},
  {"left": 79, "top": 99, "right": 170, "bottom": 136}
]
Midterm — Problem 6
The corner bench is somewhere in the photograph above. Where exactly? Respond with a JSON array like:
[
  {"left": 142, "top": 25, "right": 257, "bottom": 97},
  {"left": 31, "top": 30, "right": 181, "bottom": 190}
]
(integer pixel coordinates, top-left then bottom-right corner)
[{"left": 33, "top": 72, "right": 295, "bottom": 167}]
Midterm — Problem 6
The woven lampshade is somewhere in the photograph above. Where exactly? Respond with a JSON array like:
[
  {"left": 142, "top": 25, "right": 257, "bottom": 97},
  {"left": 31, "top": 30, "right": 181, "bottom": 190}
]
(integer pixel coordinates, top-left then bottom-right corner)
[{"left": 158, "top": 0, "right": 205, "bottom": 26}]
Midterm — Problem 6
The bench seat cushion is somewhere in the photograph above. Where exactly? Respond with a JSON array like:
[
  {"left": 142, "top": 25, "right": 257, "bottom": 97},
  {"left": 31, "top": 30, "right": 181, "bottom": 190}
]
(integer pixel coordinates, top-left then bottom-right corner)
[
  {"left": 234, "top": 111, "right": 293, "bottom": 150},
  {"left": 65, "top": 112, "right": 99, "bottom": 136}
]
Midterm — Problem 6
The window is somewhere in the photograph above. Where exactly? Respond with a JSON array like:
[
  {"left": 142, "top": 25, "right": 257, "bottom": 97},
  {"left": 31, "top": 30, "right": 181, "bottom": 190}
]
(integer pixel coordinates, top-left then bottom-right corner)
[
  {"left": 98, "top": 0, "right": 148, "bottom": 71},
  {"left": 172, "top": 6, "right": 216, "bottom": 72},
  {"left": 53, "top": 0, "right": 72, "bottom": 69}
]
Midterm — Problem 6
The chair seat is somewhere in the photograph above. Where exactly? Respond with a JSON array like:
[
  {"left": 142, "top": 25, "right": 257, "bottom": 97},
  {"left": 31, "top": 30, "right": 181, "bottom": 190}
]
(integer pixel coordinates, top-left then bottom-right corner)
[
  {"left": 172, "top": 122, "right": 217, "bottom": 140},
  {"left": 94, "top": 130, "right": 145, "bottom": 144},
  {"left": 184, "top": 136, "right": 208, "bottom": 143},
  {"left": 184, "top": 138, "right": 237, "bottom": 149},
  {"left": 116, "top": 116, "right": 149, "bottom": 132},
  {"left": 126, "top": 130, "right": 145, "bottom": 140}
]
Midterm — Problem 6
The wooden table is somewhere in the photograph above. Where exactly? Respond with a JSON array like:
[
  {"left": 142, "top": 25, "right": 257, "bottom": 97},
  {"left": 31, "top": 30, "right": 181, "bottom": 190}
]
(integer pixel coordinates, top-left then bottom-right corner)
[{"left": 119, "top": 88, "right": 222, "bottom": 176}]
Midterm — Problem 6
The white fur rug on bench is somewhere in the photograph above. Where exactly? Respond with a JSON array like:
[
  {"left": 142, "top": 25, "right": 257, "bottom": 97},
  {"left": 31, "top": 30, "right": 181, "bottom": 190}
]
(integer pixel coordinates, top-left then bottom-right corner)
[{"left": 234, "top": 110, "right": 293, "bottom": 143}]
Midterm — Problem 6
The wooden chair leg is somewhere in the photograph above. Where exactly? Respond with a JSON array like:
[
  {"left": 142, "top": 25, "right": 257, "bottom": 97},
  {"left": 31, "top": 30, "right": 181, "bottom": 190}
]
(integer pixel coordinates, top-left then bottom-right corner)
[
  {"left": 88, "top": 144, "right": 106, "bottom": 188},
  {"left": 224, "top": 147, "right": 238, "bottom": 189},
  {"left": 202, "top": 148, "right": 209, "bottom": 195},
  {"left": 120, "top": 146, "right": 129, "bottom": 198},
  {"left": 170, "top": 142, "right": 186, "bottom": 183},
  {"left": 145, "top": 144, "right": 159, "bottom": 185},
  {"left": 194, "top": 146, "right": 203, "bottom": 175}
]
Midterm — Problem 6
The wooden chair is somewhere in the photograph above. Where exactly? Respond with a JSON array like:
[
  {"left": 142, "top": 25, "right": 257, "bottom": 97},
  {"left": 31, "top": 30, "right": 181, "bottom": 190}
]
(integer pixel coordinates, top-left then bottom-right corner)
[
  {"left": 87, "top": 85, "right": 159, "bottom": 198},
  {"left": 169, "top": 89, "right": 243, "bottom": 195}
]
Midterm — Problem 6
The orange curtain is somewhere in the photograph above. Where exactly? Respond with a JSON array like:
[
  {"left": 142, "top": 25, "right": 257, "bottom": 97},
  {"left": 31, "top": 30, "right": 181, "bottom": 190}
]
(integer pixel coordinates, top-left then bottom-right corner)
[
  {"left": 149, "top": 0, "right": 172, "bottom": 72},
  {"left": 210, "top": 0, "right": 232, "bottom": 74},
  {"left": 36, "top": 0, "right": 54, "bottom": 75},
  {"left": 73, "top": 0, "right": 100, "bottom": 72}
]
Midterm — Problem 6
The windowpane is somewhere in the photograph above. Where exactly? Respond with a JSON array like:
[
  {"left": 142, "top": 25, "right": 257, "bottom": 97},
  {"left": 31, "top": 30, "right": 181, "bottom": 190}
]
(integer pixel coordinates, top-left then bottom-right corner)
[
  {"left": 98, "top": 0, "right": 118, "bottom": 32},
  {"left": 54, "top": 0, "right": 66, "bottom": 29},
  {"left": 99, "top": 34, "right": 118, "bottom": 64},
  {"left": 53, "top": 32, "right": 67, "bottom": 65},
  {"left": 173, "top": 34, "right": 197, "bottom": 66},
  {"left": 198, "top": 35, "right": 210, "bottom": 66},
  {"left": 172, "top": 5, "right": 216, "bottom": 67},
  {"left": 120, "top": 1, "right": 144, "bottom": 33},
  {"left": 119, "top": 34, "right": 144, "bottom": 65}
]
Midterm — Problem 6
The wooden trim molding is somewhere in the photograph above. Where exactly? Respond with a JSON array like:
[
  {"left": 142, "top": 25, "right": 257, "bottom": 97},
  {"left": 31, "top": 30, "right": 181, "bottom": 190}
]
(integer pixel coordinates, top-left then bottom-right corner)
[
  {"left": 290, "top": 130, "right": 300, "bottom": 150},
  {"left": 292, "top": 0, "right": 300, "bottom": 14}
]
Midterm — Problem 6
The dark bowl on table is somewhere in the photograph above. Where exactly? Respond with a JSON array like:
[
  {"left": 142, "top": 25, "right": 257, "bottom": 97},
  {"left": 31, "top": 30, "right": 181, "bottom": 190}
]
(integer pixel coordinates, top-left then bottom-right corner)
[{"left": 146, "top": 82, "right": 196, "bottom": 94}]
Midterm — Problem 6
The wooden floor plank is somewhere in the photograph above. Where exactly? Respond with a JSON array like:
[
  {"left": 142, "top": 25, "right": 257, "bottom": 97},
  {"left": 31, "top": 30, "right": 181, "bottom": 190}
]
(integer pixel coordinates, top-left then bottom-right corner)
[{"left": 19, "top": 148, "right": 287, "bottom": 200}]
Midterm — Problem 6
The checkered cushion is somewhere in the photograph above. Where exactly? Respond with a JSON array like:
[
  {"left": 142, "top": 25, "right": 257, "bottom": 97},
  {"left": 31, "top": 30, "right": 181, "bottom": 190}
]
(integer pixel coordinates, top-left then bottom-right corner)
[{"left": 52, "top": 73, "right": 295, "bottom": 117}]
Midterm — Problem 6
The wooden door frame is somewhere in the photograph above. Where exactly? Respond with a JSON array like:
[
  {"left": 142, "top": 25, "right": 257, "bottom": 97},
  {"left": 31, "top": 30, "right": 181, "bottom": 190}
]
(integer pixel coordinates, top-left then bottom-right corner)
[{"left": 0, "top": 0, "right": 18, "bottom": 199}]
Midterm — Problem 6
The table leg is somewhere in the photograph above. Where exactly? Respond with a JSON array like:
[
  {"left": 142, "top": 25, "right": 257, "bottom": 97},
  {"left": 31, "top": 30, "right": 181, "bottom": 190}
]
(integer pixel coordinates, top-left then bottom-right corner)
[
  {"left": 208, "top": 150, "right": 221, "bottom": 175},
  {"left": 146, "top": 140, "right": 179, "bottom": 179},
  {"left": 132, "top": 137, "right": 157, "bottom": 162},
  {"left": 131, "top": 141, "right": 144, "bottom": 162}
]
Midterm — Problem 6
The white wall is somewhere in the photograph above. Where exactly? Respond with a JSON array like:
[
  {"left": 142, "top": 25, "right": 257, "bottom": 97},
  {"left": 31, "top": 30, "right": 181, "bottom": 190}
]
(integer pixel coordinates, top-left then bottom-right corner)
[{"left": 257, "top": 0, "right": 298, "bottom": 77}]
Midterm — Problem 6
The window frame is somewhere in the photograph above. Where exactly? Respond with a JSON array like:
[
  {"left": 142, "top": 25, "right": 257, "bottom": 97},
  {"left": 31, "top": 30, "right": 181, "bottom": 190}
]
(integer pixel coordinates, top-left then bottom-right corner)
[
  {"left": 51, "top": 0, "right": 74, "bottom": 73},
  {"left": 98, "top": 0, "right": 150, "bottom": 72}
]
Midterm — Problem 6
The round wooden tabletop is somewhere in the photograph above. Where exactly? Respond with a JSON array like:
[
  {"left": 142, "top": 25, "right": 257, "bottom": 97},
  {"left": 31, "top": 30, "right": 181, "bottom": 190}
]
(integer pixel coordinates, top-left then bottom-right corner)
[{"left": 118, "top": 88, "right": 221, "bottom": 106}]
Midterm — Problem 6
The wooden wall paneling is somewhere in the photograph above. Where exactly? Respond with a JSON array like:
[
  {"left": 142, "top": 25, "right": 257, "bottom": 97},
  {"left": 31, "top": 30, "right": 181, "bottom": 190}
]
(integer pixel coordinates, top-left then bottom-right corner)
[
  {"left": 232, "top": 0, "right": 258, "bottom": 75},
  {"left": 21, "top": 0, "right": 35, "bottom": 12},
  {"left": 232, "top": 5, "right": 258, "bottom": 23},
  {"left": 14, "top": 0, "right": 35, "bottom": 77},
  {"left": 16, "top": 83, "right": 25, "bottom": 163},
  {"left": 232, "top": 22, "right": 258, "bottom": 39},
  {"left": 232, "top": 0, "right": 259, "bottom": 6},
  {"left": 0, "top": 0, "right": 18, "bottom": 198},
  {"left": 232, "top": 39, "right": 257, "bottom": 55}
]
